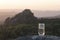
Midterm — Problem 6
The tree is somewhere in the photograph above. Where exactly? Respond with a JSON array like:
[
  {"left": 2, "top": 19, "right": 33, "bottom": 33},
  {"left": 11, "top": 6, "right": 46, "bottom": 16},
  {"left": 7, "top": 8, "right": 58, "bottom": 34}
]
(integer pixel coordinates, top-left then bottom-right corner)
[{"left": 3, "top": 9, "right": 39, "bottom": 39}]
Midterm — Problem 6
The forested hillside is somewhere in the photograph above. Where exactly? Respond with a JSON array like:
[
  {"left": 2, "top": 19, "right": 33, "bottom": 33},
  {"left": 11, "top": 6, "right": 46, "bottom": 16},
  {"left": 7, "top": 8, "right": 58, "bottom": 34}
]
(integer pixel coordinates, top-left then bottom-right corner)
[{"left": 0, "top": 9, "right": 60, "bottom": 40}]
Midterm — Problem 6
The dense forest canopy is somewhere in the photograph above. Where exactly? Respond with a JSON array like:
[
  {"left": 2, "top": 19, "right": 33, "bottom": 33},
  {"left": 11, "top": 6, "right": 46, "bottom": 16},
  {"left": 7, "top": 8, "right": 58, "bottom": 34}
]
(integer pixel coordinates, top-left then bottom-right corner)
[{"left": 0, "top": 9, "right": 60, "bottom": 40}]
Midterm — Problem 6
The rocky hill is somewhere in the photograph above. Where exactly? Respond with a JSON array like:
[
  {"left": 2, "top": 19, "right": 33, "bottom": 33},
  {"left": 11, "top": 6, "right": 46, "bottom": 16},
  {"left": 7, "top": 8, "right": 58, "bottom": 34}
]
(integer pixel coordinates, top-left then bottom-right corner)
[{"left": 4, "top": 9, "right": 38, "bottom": 26}]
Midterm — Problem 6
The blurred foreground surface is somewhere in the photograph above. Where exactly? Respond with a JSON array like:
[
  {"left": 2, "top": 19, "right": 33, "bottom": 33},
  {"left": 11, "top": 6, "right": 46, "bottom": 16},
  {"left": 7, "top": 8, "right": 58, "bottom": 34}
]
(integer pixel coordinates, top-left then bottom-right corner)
[{"left": 15, "top": 35, "right": 60, "bottom": 40}]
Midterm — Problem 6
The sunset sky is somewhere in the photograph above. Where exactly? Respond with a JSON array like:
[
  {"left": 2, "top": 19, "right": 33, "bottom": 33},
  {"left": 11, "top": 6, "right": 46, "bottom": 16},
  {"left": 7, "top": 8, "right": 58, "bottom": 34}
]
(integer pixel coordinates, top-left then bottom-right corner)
[{"left": 0, "top": 0, "right": 60, "bottom": 10}]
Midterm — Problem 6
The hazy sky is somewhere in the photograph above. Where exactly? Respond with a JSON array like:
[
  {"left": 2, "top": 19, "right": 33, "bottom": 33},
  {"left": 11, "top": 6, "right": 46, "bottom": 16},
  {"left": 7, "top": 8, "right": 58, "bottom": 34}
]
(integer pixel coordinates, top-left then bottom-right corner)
[{"left": 0, "top": 0, "right": 60, "bottom": 10}]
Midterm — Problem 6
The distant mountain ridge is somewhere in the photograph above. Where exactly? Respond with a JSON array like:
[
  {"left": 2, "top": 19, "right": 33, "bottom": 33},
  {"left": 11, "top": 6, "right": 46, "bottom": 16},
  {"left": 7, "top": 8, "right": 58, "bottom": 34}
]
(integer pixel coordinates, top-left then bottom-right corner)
[
  {"left": 0, "top": 9, "right": 60, "bottom": 24},
  {"left": 4, "top": 9, "right": 38, "bottom": 25}
]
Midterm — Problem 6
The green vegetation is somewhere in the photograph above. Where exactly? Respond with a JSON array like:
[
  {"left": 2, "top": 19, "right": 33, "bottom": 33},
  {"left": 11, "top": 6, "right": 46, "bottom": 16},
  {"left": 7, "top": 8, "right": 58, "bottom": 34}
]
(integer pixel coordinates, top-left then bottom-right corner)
[
  {"left": 0, "top": 9, "right": 60, "bottom": 40},
  {"left": 0, "top": 9, "right": 38, "bottom": 40},
  {"left": 39, "top": 18, "right": 60, "bottom": 36}
]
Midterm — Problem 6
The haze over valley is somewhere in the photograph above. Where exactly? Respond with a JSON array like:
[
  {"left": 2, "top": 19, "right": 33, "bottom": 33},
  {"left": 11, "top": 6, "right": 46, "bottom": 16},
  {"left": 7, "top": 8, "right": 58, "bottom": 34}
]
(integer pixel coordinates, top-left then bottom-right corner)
[
  {"left": 0, "top": 0, "right": 60, "bottom": 40},
  {"left": 0, "top": 9, "right": 60, "bottom": 24},
  {"left": 0, "top": 0, "right": 60, "bottom": 24}
]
